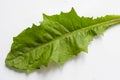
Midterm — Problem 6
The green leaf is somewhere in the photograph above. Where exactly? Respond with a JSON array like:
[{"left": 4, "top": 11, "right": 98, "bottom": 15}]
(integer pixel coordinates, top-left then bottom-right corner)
[{"left": 5, "top": 8, "right": 120, "bottom": 72}]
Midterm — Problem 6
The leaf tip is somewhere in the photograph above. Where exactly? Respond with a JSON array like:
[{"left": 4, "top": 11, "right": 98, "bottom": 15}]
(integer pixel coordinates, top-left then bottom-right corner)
[
  {"left": 43, "top": 13, "right": 48, "bottom": 19},
  {"left": 71, "top": 7, "right": 75, "bottom": 11},
  {"left": 70, "top": 7, "right": 78, "bottom": 15}
]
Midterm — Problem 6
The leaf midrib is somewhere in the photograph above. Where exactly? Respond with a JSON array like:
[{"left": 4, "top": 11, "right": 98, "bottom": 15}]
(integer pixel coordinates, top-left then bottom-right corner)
[{"left": 34, "top": 18, "right": 120, "bottom": 49}]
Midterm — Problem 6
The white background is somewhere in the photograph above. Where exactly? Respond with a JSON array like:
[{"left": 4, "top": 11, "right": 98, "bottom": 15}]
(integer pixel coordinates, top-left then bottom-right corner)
[{"left": 0, "top": 0, "right": 120, "bottom": 80}]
